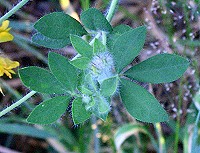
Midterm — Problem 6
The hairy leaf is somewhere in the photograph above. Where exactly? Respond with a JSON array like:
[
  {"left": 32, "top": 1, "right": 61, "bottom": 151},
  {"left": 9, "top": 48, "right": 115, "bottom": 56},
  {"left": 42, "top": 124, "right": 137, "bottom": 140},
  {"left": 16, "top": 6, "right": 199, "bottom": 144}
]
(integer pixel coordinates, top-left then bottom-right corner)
[
  {"left": 27, "top": 96, "right": 70, "bottom": 124},
  {"left": 125, "top": 54, "right": 189, "bottom": 83},
  {"left": 120, "top": 79, "right": 168, "bottom": 123},
  {"left": 70, "top": 56, "right": 91, "bottom": 70},
  {"left": 32, "top": 33, "right": 70, "bottom": 49},
  {"left": 107, "top": 24, "right": 132, "bottom": 49},
  {"left": 19, "top": 66, "right": 66, "bottom": 94},
  {"left": 72, "top": 98, "right": 91, "bottom": 124},
  {"left": 80, "top": 8, "right": 112, "bottom": 32},
  {"left": 34, "top": 12, "right": 87, "bottom": 39},
  {"left": 100, "top": 76, "right": 118, "bottom": 97},
  {"left": 111, "top": 26, "right": 146, "bottom": 72},
  {"left": 70, "top": 35, "right": 93, "bottom": 58},
  {"left": 48, "top": 52, "right": 78, "bottom": 92}
]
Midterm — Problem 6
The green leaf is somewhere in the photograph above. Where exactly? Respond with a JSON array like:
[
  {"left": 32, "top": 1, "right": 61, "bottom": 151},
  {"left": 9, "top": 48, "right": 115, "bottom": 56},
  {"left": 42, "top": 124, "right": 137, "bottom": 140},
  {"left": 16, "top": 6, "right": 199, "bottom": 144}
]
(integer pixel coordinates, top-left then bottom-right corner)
[
  {"left": 70, "top": 35, "right": 93, "bottom": 58},
  {"left": 19, "top": 66, "right": 66, "bottom": 94},
  {"left": 80, "top": 8, "right": 112, "bottom": 32},
  {"left": 48, "top": 52, "right": 78, "bottom": 92},
  {"left": 120, "top": 79, "right": 168, "bottom": 123},
  {"left": 0, "top": 123, "right": 55, "bottom": 139},
  {"left": 124, "top": 54, "right": 189, "bottom": 83},
  {"left": 72, "top": 98, "right": 91, "bottom": 124},
  {"left": 32, "top": 33, "right": 70, "bottom": 49},
  {"left": 93, "top": 38, "right": 106, "bottom": 54},
  {"left": 100, "top": 76, "right": 118, "bottom": 97},
  {"left": 27, "top": 96, "right": 70, "bottom": 124},
  {"left": 110, "top": 26, "right": 146, "bottom": 73},
  {"left": 92, "top": 96, "right": 110, "bottom": 121},
  {"left": 107, "top": 24, "right": 132, "bottom": 49},
  {"left": 34, "top": 12, "right": 87, "bottom": 39},
  {"left": 70, "top": 56, "right": 91, "bottom": 70}
]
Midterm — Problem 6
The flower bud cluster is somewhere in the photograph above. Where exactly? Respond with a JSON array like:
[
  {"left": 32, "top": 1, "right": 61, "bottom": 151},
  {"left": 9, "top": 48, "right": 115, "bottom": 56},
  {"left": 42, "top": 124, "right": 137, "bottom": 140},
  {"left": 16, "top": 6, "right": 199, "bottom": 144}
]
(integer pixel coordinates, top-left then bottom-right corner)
[{"left": 81, "top": 51, "right": 117, "bottom": 120}]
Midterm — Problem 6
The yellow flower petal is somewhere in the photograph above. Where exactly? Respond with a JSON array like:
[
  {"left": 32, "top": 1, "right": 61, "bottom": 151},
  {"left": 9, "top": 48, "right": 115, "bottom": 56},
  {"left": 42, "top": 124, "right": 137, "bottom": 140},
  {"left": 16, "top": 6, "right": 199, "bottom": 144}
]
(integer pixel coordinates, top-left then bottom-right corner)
[
  {"left": 0, "top": 56, "right": 19, "bottom": 79},
  {"left": 4, "top": 58, "right": 19, "bottom": 69},
  {"left": 59, "top": 0, "right": 70, "bottom": 10},
  {"left": 0, "top": 31, "right": 14, "bottom": 43},
  {"left": 5, "top": 27, "right": 11, "bottom": 32},
  {"left": 0, "top": 20, "right": 9, "bottom": 32},
  {"left": 0, "top": 66, "right": 4, "bottom": 76},
  {"left": 4, "top": 70, "right": 12, "bottom": 79},
  {"left": 8, "top": 69, "right": 16, "bottom": 74}
]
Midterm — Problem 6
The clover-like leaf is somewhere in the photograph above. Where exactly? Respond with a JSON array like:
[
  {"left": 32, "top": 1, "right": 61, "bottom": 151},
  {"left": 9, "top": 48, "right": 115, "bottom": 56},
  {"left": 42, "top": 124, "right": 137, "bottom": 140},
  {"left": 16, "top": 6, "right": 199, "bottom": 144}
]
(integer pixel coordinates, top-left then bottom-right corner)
[
  {"left": 19, "top": 66, "right": 66, "bottom": 94},
  {"left": 111, "top": 26, "right": 146, "bottom": 73},
  {"left": 70, "top": 56, "right": 91, "bottom": 70},
  {"left": 92, "top": 96, "right": 110, "bottom": 121},
  {"left": 72, "top": 98, "right": 91, "bottom": 124},
  {"left": 48, "top": 52, "right": 78, "bottom": 92},
  {"left": 80, "top": 8, "right": 112, "bottom": 32},
  {"left": 34, "top": 12, "right": 87, "bottom": 39},
  {"left": 93, "top": 38, "right": 106, "bottom": 54},
  {"left": 120, "top": 78, "right": 168, "bottom": 123},
  {"left": 32, "top": 33, "right": 70, "bottom": 49},
  {"left": 124, "top": 53, "right": 189, "bottom": 83},
  {"left": 107, "top": 24, "right": 132, "bottom": 49},
  {"left": 100, "top": 76, "right": 119, "bottom": 97},
  {"left": 27, "top": 96, "right": 70, "bottom": 124},
  {"left": 70, "top": 35, "right": 93, "bottom": 58}
]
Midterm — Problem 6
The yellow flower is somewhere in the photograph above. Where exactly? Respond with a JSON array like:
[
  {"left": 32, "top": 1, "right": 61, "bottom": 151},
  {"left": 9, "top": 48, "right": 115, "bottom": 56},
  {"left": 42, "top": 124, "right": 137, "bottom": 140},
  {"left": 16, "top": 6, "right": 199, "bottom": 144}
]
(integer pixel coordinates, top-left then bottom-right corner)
[
  {"left": 59, "top": 0, "right": 80, "bottom": 22},
  {"left": 59, "top": 0, "right": 70, "bottom": 10},
  {"left": 0, "top": 20, "right": 14, "bottom": 43},
  {"left": 0, "top": 56, "right": 19, "bottom": 95},
  {"left": 0, "top": 57, "right": 19, "bottom": 78}
]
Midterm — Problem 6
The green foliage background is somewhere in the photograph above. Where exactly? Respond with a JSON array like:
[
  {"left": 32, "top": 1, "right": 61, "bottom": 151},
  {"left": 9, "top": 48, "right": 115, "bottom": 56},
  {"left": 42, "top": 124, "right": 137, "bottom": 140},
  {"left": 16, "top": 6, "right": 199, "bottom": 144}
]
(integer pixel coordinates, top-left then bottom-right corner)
[{"left": 0, "top": 0, "right": 199, "bottom": 152}]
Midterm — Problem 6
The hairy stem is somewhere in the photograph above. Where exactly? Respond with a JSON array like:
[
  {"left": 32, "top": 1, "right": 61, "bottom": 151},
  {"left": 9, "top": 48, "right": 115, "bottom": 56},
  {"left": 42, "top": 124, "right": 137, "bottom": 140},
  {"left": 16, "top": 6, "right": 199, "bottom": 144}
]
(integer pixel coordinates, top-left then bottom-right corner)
[
  {"left": 0, "top": 0, "right": 29, "bottom": 24},
  {"left": 0, "top": 91, "right": 36, "bottom": 117},
  {"left": 89, "top": 0, "right": 119, "bottom": 46}
]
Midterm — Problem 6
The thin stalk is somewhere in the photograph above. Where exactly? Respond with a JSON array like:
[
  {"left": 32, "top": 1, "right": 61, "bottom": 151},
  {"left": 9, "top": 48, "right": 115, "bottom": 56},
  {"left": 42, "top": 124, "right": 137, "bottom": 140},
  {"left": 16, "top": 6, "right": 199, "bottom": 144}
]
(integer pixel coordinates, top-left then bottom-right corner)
[
  {"left": 0, "top": 79, "right": 34, "bottom": 110},
  {"left": 106, "top": 0, "right": 119, "bottom": 22},
  {"left": 89, "top": 32, "right": 101, "bottom": 45},
  {"left": 101, "top": 0, "right": 119, "bottom": 46},
  {"left": 155, "top": 123, "right": 166, "bottom": 153},
  {"left": 0, "top": 91, "right": 36, "bottom": 117},
  {"left": 102, "top": 31, "right": 107, "bottom": 45},
  {"left": 92, "top": 116, "right": 100, "bottom": 153},
  {"left": 89, "top": 0, "right": 119, "bottom": 46},
  {"left": 0, "top": 0, "right": 29, "bottom": 24},
  {"left": 174, "top": 79, "right": 184, "bottom": 153},
  {"left": 195, "top": 111, "right": 200, "bottom": 126}
]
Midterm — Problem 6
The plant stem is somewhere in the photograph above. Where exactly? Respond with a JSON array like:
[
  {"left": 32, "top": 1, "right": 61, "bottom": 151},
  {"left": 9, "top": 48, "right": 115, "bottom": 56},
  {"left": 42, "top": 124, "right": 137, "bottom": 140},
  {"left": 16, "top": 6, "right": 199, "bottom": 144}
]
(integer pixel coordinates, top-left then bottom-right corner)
[
  {"left": 0, "top": 91, "right": 36, "bottom": 117},
  {"left": 92, "top": 116, "right": 100, "bottom": 153},
  {"left": 89, "top": 0, "right": 119, "bottom": 46},
  {"left": 102, "top": 31, "right": 107, "bottom": 45},
  {"left": 155, "top": 123, "right": 166, "bottom": 153},
  {"left": 174, "top": 79, "right": 184, "bottom": 153},
  {"left": 89, "top": 32, "right": 101, "bottom": 45},
  {"left": 0, "top": 0, "right": 29, "bottom": 24},
  {"left": 106, "top": 0, "right": 119, "bottom": 22},
  {"left": 195, "top": 110, "right": 200, "bottom": 125},
  {"left": 101, "top": 0, "right": 119, "bottom": 46}
]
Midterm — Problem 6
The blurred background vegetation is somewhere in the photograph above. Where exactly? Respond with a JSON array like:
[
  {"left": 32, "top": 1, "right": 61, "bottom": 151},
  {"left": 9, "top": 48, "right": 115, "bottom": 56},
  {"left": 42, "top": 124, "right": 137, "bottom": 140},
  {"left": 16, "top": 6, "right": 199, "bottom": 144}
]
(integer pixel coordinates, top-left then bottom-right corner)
[{"left": 0, "top": 0, "right": 200, "bottom": 152}]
